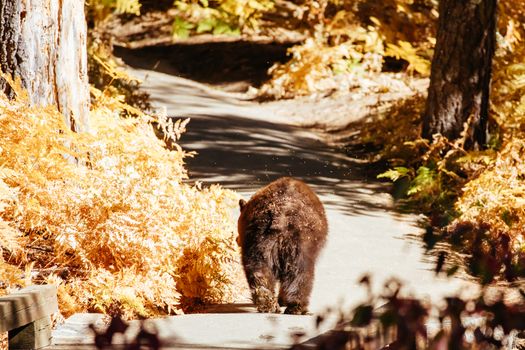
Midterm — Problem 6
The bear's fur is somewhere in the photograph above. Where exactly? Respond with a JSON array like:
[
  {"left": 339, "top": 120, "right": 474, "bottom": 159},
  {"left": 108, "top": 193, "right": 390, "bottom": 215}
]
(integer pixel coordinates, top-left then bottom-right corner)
[{"left": 237, "top": 177, "right": 327, "bottom": 314}]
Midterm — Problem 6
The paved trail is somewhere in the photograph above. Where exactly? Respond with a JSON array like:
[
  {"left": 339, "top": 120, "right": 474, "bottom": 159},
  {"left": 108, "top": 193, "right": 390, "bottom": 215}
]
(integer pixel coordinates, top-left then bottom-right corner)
[
  {"left": 53, "top": 59, "right": 478, "bottom": 349},
  {"left": 129, "top": 66, "right": 477, "bottom": 310}
]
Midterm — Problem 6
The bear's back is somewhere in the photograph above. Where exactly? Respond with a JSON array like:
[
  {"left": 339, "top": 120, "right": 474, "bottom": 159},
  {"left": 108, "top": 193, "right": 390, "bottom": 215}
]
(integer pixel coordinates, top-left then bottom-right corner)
[{"left": 239, "top": 177, "right": 327, "bottom": 250}]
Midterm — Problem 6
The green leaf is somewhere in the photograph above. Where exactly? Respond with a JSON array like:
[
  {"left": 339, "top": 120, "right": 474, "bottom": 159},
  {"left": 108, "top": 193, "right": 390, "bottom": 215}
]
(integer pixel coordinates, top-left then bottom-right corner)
[
  {"left": 213, "top": 21, "right": 231, "bottom": 35},
  {"left": 377, "top": 167, "right": 411, "bottom": 182},
  {"left": 407, "top": 166, "right": 437, "bottom": 195},
  {"left": 196, "top": 18, "right": 216, "bottom": 33},
  {"left": 172, "top": 17, "right": 195, "bottom": 39},
  {"left": 199, "top": 0, "right": 209, "bottom": 7},
  {"left": 211, "top": 19, "right": 240, "bottom": 36}
]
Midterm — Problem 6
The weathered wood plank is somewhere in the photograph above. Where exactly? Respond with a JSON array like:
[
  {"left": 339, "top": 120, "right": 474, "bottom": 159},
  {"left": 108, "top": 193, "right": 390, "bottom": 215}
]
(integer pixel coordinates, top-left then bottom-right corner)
[
  {"left": 8, "top": 316, "right": 52, "bottom": 350},
  {"left": 0, "top": 285, "right": 58, "bottom": 333}
]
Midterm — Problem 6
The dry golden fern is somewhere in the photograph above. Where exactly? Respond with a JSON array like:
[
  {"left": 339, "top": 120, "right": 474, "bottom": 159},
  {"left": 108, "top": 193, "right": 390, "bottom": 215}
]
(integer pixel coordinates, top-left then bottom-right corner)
[
  {"left": 0, "top": 77, "right": 245, "bottom": 318},
  {"left": 385, "top": 41, "right": 431, "bottom": 76},
  {"left": 260, "top": 32, "right": 383, "bottom": 98},
  {"left": 456, "top": 139, "right": 525, "bottom": 254}
]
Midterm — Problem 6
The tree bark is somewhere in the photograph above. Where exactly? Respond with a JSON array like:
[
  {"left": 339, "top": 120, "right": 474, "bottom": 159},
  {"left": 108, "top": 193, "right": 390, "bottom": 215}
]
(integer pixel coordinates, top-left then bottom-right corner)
[
  {"left": 422, "top": 0, "right": 497, "bottom": 149},
  {"left": 0, "top": 0, "right": 90, "bottom": 132}
]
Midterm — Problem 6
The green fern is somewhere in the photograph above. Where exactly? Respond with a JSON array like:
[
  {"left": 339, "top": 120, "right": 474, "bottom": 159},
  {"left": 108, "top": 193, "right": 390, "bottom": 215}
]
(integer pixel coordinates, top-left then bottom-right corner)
[
  {"left": 407, "top": 166, "right": 437, "bottom": 195},
  {"left": 377, "top": 167, "right": 411, "bottom": 182}
]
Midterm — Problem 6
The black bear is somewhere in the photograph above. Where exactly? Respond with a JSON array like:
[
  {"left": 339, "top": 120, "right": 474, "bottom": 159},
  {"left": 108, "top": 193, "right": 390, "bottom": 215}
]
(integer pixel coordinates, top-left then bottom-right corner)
[{"left": 237, "top": 177, "right": 328, "bottom": 314}]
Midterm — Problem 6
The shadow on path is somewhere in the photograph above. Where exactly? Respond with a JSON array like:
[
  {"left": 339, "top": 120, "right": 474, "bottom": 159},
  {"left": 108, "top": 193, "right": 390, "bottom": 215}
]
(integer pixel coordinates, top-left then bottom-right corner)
[
  {"left": 115, "top": 42, "right": 291, "bottom": 89},
  {"left": 116, "top": 41, "right": 392, "bottom": 215},
  {"left": 179, "top": 113, "right": 388, "bottom": 216},
  {"left": 119, "top": 57, "right": 391, "bottom": 216}
]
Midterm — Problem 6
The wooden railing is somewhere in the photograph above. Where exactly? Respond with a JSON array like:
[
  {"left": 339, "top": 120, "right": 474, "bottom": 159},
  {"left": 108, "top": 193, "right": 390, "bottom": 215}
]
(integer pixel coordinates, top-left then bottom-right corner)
[{"left": 0, "top": 285, "right": 58, "bottom": 349}]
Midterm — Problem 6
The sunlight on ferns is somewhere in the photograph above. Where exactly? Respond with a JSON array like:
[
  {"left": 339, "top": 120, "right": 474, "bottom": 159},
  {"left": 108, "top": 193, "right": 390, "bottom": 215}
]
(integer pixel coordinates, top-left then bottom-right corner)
[{"left": 0, "top": 76, "right": 246, "bottom": 318}]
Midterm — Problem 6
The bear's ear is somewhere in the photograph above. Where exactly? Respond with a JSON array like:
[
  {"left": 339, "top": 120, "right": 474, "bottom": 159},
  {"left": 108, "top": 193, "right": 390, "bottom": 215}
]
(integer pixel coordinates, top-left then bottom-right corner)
[{"left": 239, "top": 199, "right": 247, "bottom": 210}]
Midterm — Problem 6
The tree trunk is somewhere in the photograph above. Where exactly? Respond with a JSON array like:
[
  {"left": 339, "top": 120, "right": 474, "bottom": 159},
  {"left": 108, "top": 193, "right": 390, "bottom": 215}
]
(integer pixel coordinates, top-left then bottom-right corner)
[
  {"left": 422, "top": 0, "right": 497, "bottom": 149},
  {"left": 0, "top": 0, "right": 89, "bottom": 132}
]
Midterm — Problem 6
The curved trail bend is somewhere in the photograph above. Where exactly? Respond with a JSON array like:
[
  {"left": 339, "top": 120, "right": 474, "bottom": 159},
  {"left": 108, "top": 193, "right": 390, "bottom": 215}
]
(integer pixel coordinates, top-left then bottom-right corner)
[
  {"left": 51, "top": 55, "right": 479, "bottom": 350},
  {"left": 127, "top": 65, "right": 477, "bottom": 312}
]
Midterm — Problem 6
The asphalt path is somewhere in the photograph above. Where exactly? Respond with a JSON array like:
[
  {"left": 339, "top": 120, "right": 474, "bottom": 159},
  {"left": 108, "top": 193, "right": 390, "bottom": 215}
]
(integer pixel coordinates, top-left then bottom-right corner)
[
  {"left": 52, "top": 56, "right": 481, "bottom": 350},
  {"left": 121, "top": 64, "right": 479, "bottom": 312}
]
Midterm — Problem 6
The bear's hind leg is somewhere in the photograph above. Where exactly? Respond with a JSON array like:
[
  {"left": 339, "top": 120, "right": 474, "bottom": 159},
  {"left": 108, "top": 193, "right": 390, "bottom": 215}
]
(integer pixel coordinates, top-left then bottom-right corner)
[
  {"left": 246, "top": 266, "right": 280, "bottom": 313},
  {"left": 278, "top": 265, "right": 314, "bottom": 315}
]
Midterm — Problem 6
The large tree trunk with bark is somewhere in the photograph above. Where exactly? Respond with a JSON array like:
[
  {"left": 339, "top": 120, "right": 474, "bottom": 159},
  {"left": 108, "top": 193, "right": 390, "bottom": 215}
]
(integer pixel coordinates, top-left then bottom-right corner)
[
  {"left": 0, "top": 0, "right": 89, "bottom": 132},
  {"left": 422, "top": 0, "right": 497, "bottom": 149}
]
